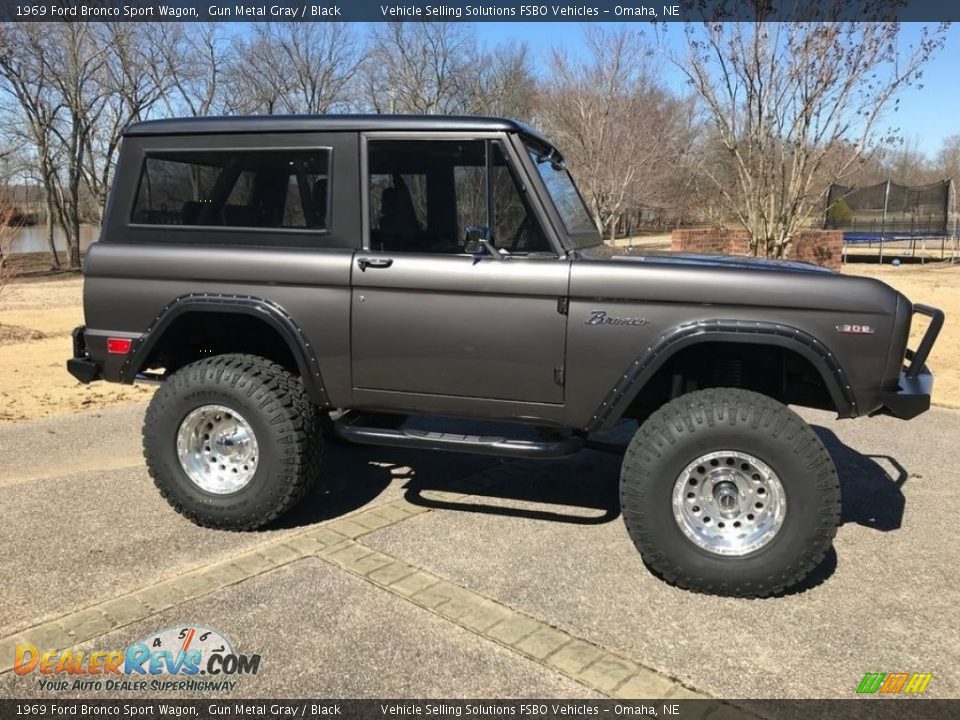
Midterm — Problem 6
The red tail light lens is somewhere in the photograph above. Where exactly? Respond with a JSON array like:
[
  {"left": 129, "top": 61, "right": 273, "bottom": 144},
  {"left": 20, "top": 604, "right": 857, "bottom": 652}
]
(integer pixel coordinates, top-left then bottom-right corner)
[{"left": 106, "top": 338, "right": 133, "bottom": 355}]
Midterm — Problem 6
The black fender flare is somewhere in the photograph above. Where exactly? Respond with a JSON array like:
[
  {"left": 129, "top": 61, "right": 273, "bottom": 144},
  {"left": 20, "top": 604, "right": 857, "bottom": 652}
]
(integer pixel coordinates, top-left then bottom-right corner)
[
  {"left": 118, "top": 293, "right": 330, "bottom": 406},
  {"left": 587, "top": 319, "right": 857, "bottom": 432}
]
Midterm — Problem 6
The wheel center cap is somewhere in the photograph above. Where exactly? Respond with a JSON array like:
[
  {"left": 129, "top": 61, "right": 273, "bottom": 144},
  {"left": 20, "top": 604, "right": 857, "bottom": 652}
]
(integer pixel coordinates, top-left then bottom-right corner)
[
  {"left": 713, "top": 481, "right": 740, "bottom": 514},
  {"left": 215, "top": 429, "right": 250, "bottom": 460},
  {"left": 673, "top": 450, "right": 786, "bottom": 557}
]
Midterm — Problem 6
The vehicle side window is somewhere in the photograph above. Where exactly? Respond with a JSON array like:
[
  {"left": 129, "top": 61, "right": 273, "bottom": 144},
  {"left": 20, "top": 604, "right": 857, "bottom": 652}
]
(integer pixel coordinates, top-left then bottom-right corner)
[
  {"left": 131, "top": 149, "right": 331, "bottom": 231},
  {"left": 367, "top": 139, "right": 551, "bottom": 255},
  {"left": 492, "top": 143, "right": 551, "bottom": 254},
  {"left": 369, "top": 171, "right": 432, "bottom": 245},
  {"left": 526, "top": 144, "right": 598, "bottom": 237}
]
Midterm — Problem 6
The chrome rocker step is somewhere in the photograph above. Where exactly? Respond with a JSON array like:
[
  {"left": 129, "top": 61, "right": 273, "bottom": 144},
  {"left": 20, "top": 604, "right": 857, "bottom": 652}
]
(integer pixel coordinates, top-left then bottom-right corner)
[{"left": 333, "top": 413, "right": 584, "bottom": 459}]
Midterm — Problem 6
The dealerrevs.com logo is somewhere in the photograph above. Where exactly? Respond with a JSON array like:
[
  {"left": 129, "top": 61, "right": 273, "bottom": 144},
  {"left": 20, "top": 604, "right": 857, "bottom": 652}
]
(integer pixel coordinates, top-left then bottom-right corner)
[{"left": 14, "top": 625, "right": 260, "bottom": 693}]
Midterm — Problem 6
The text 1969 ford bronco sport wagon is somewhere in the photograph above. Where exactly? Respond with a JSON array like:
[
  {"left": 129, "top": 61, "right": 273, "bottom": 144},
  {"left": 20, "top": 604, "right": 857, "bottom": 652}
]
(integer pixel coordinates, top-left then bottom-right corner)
[{"left": 68, "top": 115, "right": 943, "bottom": 597}]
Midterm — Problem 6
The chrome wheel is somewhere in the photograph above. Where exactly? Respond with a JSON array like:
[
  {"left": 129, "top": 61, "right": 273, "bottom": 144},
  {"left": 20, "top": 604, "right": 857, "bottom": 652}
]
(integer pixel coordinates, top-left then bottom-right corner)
[
  {"left": 176, "top": 404, "right": 259, "bottom": 494},
  {"left": 672, "top": 450, "right": 786, "bottom": 556}
]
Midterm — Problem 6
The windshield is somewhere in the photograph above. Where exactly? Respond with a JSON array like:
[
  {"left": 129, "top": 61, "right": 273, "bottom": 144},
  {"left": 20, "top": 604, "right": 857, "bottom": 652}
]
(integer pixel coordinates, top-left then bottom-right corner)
[{"left": 526, "top": 143, "right": 600, "bottom": 247}]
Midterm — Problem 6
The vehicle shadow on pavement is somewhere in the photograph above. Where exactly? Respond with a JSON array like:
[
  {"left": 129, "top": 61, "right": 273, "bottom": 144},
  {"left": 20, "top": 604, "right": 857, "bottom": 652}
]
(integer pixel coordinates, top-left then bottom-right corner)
[
  {"left": 274, "top": 417, "right": 629, "bottom": 529},
  {"left": 400, "top": 452, "right": 622, "bottom": 526},
  {"left": 398, "top": 419, "right": 629, "bottom": 526},
  {"left": 782, "top": 427, "right": 907, "bottom": 595},
  {"left": 814, "top": 426, "right": 908, "bottom": 532},
  {"left": 275, "top": 442, "right": 499, "bottom": 529}
]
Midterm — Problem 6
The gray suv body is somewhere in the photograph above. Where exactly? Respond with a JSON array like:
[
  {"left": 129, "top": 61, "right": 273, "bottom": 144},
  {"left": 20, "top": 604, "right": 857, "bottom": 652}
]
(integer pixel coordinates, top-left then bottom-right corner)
[{"left": 68, "top": 115, "right": 943, "bottom": 597}]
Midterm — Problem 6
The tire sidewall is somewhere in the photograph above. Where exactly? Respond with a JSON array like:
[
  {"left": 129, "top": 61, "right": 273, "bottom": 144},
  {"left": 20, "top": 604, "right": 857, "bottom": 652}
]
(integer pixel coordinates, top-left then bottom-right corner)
[
  {"left": 145, "top": 366, "right": 302, "bottom": 525},
  {"left": 620, "top": 390, "right": 839, "bottom": 594},
  {"left": 635, "top": 429, "right": 824, "bottom": 577}
]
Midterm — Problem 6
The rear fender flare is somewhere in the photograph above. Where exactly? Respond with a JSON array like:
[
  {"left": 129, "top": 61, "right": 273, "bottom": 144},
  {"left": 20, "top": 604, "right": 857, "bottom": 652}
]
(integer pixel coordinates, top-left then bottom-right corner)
[
  {"left": 118, "top": 293, "right": 329, "bottom": 406},
  {"left": 586, "top": 319, "right": 856, "bottom": 431}
]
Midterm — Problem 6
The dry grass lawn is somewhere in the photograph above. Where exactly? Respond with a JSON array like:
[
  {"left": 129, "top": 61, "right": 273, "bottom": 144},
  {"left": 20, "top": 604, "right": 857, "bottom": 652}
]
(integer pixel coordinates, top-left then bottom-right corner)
[
  {"left": 0, "top": 261, "right": 956, "bottom": 422},
  {"left": 0, "top": 275, "right": 153, "bottom": 422},
  {"left": 845, "top": 262, "right": 960, "bottom": 408}
]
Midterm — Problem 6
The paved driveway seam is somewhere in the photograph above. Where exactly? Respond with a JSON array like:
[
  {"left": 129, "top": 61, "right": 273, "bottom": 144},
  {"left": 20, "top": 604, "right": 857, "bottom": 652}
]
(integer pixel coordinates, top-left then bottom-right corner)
[
  {"left": 317, "top": 536, "right": 756, "bottom": 717},
  {"left": 0, "top": 497, "right": 425, "bottom": 671},
  {"left": 0, "top": 462, "right": 756, "bottom": 717}
]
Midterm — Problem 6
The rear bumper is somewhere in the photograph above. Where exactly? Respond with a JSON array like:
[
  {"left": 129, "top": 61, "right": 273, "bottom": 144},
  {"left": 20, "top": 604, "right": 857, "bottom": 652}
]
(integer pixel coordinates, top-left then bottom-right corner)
[{"left": 66, "top": 326, "right": 100, "bottom": 384}]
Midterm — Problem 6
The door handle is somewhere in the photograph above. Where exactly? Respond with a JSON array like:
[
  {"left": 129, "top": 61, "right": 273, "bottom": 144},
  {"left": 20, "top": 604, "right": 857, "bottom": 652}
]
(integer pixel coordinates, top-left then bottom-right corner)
[{"left": 357, "top": 256, "right": 393, "bottom": 271}]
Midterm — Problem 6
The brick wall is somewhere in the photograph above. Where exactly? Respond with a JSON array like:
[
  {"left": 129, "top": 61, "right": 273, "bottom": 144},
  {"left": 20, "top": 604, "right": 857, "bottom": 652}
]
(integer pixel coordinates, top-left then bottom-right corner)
[
  {"left": 671, "top": 228, "right": 843, "bottom": 271},
  {"left": 671, "top": 228, "right": 739, "bottom": 255},
  {"left": 789, "top": 230, "right": 844, "bottom": 270}
]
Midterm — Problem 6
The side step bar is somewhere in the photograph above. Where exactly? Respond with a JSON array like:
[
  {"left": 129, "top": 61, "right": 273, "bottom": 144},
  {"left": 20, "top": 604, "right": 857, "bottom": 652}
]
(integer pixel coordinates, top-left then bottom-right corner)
[{"left": 333, "top": 414, "right": 584, "bottom": 459}]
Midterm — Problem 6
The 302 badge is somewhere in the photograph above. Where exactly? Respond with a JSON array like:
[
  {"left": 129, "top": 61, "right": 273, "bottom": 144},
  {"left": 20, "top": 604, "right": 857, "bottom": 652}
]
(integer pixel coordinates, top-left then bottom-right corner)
[{"left": 14, "top": 624, "right": 261, "bottom": 693}]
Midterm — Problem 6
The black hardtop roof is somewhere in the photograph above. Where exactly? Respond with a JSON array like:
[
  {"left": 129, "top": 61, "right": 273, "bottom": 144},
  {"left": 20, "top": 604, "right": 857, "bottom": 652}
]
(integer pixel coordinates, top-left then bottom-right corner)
[{"left": 124, "top": 114, "right": 553, "bottom": 147}]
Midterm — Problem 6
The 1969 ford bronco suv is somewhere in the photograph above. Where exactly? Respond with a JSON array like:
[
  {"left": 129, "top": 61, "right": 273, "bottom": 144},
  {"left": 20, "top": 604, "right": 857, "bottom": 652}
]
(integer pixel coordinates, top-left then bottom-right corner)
[{"left": 68, "top": 115, "right": 943, "bottom": 597}]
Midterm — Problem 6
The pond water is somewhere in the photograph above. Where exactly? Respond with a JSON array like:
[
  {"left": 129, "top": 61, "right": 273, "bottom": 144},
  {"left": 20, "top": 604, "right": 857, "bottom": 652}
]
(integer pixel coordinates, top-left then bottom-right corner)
[{"left": 8, "top": 224, "right": 100, "bottom": 254}]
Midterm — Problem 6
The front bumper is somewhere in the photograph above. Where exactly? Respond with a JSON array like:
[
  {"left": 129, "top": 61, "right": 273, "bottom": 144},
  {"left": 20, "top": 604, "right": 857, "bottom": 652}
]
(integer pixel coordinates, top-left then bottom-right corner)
[
  {"left": 878, "top": 303, "right": 944, "bottom": 420},
  {"left": 879, "top": 367, "right": 934, "bottom": 419},
  {"left": 66, "top": 325, "right": 100, "bottom": 384}
]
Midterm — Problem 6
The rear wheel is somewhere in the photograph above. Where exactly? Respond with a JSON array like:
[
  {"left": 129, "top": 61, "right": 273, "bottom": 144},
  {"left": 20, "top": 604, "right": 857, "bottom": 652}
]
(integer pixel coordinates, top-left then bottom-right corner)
[
  {"left": 619, "top": 388, "right": 840, "bottom": 597},
  {"left": 143, "top": 354, "right": 323, "bottom": 530}
]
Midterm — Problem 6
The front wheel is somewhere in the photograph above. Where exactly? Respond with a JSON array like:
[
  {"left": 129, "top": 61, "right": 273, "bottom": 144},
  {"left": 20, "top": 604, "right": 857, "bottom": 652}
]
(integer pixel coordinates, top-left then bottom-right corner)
[{"left": 619, "top": 388, "right": 840, "bottom": 597}]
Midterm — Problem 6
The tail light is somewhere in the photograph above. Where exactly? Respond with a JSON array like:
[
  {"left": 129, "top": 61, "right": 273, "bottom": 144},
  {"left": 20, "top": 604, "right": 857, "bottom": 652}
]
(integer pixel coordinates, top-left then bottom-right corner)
[{"left": 106, "top": 338, "right": 133, "bottom": 355}]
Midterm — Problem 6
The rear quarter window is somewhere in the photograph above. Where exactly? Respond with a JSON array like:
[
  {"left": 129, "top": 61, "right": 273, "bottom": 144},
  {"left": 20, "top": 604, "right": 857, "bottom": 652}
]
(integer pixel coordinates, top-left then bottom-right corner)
[{"left": 131, "top": 148, "right": 331, "bottom": 232}]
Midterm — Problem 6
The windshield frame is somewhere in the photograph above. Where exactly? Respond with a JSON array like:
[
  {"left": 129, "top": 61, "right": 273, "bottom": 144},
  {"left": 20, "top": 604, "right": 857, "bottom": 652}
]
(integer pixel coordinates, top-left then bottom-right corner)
[{"left": 520, "top": 137, "right": 601, "bottom": 250}]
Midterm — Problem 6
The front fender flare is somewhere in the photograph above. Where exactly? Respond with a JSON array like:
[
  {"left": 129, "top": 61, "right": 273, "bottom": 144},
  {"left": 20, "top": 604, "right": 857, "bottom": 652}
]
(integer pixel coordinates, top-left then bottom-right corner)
[
  {"left": 586, "top": 319, "right": 856, "bottom": 432},
  {"left": 118, "top": 293, "right": 329, "bottom": 406}
]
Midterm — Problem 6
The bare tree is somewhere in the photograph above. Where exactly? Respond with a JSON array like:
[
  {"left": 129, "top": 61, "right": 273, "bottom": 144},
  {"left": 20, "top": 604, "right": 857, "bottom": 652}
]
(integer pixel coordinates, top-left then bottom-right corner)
[
  {"left": 0, "top": 221, "right": 16, "bottom": 296},
  {"left": 3, "top": 23, "right": 110, "bottom": 269},
  {"left": 228, "top": 23, "right": 360, "bottom": 114},
  {"left": 663, "top": 10, "right": 947, "bottom": 257},
  {"left": 362, "top": 22, "right": 476, "bottom": 114},
  {"left": 872, "top": 135, "right": 939, "bottom": 186},
  {"left": 84, "top": 23, "right": 174, "bottom": 221},
  {"left": 936, "top": 135, "right": 960, "bottom": 184},
  {"left": 463, "top": 41, "right": 536, "bottom": 120},
  {"left": 0, "top": 183, "right": 22, "bottom": 296},
  {"left": 362, "top": 24, "right": 536, "bottom": 121},
  {"left": 539, "top": 27, "right": 693, "bottom": 238},
  {"left": 162, "top": 23, "right": 230, "bottom": 117},
  {"left": 41, "top": 23, "right": 110, "bottom": 268},
  {"left": 0, "top": 22, "right": 64, "bottom": 269}
]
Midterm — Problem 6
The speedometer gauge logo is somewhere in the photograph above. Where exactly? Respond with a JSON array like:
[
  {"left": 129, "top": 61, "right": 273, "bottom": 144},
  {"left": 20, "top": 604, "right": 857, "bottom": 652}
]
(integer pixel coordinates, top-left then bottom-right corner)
[{"left": 142, "top": 625, "right": 235, "bottom": 659}]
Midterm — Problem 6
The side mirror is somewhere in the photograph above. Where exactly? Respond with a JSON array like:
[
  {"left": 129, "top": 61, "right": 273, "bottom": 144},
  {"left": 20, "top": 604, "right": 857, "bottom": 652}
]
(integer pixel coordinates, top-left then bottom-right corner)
[{"left": 464, "top": 225, "right": 503, "bottom": 261}]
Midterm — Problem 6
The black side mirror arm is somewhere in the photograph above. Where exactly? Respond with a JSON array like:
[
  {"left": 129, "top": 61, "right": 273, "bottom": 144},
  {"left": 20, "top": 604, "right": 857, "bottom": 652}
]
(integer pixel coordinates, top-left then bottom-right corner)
[{"left": 465, "top": 225, "right": 504, "bottom": 261}]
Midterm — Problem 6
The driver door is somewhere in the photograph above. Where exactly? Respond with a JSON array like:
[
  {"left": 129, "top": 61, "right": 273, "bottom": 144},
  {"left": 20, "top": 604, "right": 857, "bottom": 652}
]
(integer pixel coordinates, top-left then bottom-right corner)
[{"left": 350, "top": 136, "right": 569, "bottom": 406}]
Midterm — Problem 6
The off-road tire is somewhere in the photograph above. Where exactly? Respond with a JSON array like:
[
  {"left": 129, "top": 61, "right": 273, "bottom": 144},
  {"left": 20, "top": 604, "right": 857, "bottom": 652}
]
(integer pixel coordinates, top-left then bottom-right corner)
[
  {"left": 143, "top": 354, "right": 323, "bottom": 530},
  {"left": 620, "top": 388, "right": 840, "bottom": 597}
]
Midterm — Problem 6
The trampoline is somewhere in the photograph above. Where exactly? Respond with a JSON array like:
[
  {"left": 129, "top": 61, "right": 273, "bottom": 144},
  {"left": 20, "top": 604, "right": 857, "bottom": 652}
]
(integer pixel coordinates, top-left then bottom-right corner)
[{"left": 825, "top": 180, "right": 958, "bottom": 261}]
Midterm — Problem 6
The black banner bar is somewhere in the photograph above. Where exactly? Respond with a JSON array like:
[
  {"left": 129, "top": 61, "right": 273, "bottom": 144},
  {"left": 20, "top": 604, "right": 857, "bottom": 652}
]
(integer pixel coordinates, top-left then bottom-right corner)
[
  {"left": 1, "top": 0, "right": 959, "bottom": 23},
  {"left": 0, "top": 699, "right": 957, "bottom": 720}
]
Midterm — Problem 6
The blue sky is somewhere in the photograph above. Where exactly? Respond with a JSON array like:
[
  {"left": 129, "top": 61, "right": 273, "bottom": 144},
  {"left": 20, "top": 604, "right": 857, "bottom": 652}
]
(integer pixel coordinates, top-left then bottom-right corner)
[{"left": 472, "top": 22, "right": 960, "bottom": 158}]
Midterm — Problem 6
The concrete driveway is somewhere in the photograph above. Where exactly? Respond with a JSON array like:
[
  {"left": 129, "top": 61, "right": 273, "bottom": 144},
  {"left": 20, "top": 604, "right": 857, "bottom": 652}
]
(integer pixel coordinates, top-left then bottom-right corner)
[{"left": 1, "top": 402, "right": 958, "bottom": 715}]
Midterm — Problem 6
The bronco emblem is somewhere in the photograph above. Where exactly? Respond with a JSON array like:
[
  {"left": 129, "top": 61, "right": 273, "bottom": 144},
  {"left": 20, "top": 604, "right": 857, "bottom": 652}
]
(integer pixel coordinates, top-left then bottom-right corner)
[{"left": 586, "top": 310, "right": 649, "bottom": 327}]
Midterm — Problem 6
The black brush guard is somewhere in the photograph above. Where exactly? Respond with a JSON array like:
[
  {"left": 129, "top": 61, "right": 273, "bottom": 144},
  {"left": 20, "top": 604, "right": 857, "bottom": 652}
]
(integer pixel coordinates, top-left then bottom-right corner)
[{"left": 880, "top": 303, "right": 944, "bottom": 419}]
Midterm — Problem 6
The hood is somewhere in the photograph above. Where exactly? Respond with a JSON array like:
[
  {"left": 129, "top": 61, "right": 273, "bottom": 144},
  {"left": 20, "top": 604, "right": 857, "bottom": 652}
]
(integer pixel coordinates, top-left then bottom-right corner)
[
  {"left": 578, "top": 246, "right": 834, "bottom": 274},
  {"left": 571, "top": 244, "right": 900, "bottom": 317}
]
